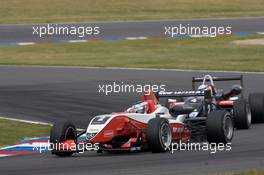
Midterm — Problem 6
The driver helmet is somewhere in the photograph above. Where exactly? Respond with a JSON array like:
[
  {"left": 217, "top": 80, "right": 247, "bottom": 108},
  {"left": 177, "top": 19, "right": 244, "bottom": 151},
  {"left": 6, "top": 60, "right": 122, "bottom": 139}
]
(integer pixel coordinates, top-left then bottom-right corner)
[
  {"left": 198, "top": 84, "right": 216, "bottom": 95},
  {"left": 127, "top": 101, "right": 148, "bottom": 114}
]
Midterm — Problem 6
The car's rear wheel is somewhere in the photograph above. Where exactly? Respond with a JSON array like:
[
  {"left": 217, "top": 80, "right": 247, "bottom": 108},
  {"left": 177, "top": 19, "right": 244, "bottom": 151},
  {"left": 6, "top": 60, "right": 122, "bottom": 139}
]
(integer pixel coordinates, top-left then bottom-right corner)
[
  {"left": 206, "top": 110, "right": 234, "bottom": 144},
  {"left": 233, "top": 99, "right": 251, "bottom": 129},
  {"left": 50, "top": 121, "right": 77, "bottom": 157},
  {"left": 147, "top": 118, "right": 172, "bottom": 153},
  {"left": 249, "top": 93, "right": 264, "bottom": 123}
]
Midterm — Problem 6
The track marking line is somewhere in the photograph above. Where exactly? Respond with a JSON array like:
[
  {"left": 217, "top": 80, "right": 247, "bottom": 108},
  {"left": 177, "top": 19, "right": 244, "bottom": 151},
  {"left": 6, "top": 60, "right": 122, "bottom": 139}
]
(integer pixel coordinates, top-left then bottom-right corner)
[
  {"left": 0, "top": 116, "right": 85, "bottom": 131},
  {"left": 17, "top": 42, "right": 35, "bottom": 46},
  {"left": 68, "top": 40, "right": 88, "bottom": 43},
  {"left": 126, "top": 37, "right": 148, "bottom": 40},
  {"left": 0, "top": 116, "right": 52, "bottom": 126}
]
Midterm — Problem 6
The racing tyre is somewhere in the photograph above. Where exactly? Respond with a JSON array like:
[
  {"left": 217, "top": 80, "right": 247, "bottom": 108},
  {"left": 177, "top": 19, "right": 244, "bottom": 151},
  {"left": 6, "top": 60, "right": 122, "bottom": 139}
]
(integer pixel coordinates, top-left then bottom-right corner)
[
  {"left": 233, "top": 99, "right": 251, "bottom": 129},
  {"left": 50, "top": 120, "right": 77, "bottom": 157},
  {"left": 147, "top": 118, "right": 172, "bottom": 153},
  {"left": 206, "top": 110, "right": 234, "bottom": 144},
  {"left": 249, "top": 93, "right": 264, "bottom": 123}
]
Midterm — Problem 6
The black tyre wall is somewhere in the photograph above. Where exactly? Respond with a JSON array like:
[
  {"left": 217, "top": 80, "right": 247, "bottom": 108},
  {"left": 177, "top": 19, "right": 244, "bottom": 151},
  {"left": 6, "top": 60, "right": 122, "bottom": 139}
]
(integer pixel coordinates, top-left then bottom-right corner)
[
  {"left": 50, "top": 121, "right": 77, "bottom": 157},
  {"left": 206, "top": 110, "right": 234, "bottom": 144},
  {"left": 147, "top": 118, "right": 172, "bottom": 153},
  {"left": 233, "top": 99, "right": 251, "bottom": 129},
  {"left": 249, "top": 93, "right": 264, "bottom": 123}
]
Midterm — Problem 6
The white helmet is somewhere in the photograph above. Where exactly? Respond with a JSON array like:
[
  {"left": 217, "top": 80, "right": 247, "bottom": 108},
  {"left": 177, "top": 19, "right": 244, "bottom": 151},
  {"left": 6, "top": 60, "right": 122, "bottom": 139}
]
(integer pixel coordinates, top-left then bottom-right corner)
[
  {"left": 127, "top": 102, "right": 148, "bottom": 113},
  {"left": 198, "top": 84, "right": 209, "bottom": 91},
  {"left": 198, "top": 84, "right": 216, "bottom": 95}
]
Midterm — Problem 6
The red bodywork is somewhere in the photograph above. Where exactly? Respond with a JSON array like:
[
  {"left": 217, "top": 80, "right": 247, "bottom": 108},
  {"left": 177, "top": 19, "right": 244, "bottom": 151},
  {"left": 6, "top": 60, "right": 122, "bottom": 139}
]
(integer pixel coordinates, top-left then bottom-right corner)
[
  {"left": 218, "top": 100, "right": 234, "bottom": 107},
  {"left": 87, "top": 116, "right": 190, "bottom": 150},
  {"left": 61, "top": 91, "right": 191, "bottom": 151}
]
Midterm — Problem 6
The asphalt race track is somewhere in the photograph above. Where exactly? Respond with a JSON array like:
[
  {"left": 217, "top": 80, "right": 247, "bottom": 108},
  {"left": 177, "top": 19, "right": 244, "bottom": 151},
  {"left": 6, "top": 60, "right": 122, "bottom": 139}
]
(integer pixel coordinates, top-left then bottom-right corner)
[
  {"left": 1, "top": 17, "right": 264, "bottom": 43},
  {"left": 0, "top": 66, "right": 263, "bottom": 175}
]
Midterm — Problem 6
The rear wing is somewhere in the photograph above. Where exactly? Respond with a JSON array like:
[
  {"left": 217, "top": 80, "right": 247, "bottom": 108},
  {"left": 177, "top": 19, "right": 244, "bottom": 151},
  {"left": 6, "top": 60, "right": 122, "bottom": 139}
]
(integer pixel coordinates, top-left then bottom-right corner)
[
  {"left": 155, "top": 90, "right": 211, "bottom": 100},
  {"left": 155, "top": 90, "right": 212, "bottom": 116},
  {"left": 192, "top": 75, "right": 244, "bottom": 90}
]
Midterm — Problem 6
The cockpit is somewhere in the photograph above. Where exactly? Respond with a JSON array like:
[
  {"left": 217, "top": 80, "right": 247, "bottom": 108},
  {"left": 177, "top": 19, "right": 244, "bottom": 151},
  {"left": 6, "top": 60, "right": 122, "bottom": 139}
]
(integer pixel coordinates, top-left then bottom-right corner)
[
  {"left": 126, "top": 101, "right": 149, "bottom": 114},
  {"left": 126, "top": 91, "right": 160, "bottom": 114}
]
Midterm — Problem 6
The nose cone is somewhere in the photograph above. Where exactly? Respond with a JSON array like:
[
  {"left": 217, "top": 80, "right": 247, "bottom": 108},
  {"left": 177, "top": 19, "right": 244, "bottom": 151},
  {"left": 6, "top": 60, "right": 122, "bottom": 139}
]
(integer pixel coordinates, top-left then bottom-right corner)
[{"left": 86, "top": 114, "right": 113, "bottom": 141}]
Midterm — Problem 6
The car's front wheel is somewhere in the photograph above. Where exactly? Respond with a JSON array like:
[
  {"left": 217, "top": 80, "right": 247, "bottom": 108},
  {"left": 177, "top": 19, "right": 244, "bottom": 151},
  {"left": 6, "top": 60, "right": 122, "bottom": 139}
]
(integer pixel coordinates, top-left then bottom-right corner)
[
  {"left": 147, "top": 118, "right": 172, "bottom": 153},
  {"left": 50, "top": 120, "right": 77, "bottom": 157},
  {"left": 206, "top": 110, "right": 234, "bottom": 144}
]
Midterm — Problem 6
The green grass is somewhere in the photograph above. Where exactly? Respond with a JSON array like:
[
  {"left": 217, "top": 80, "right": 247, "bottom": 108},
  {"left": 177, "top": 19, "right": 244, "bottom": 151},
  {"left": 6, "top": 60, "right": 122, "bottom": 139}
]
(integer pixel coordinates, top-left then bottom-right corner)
[
  {"left": 0, "top": 119, "right": 51, "bottom": 147},
  {"left": 223, "top": 170, "right": 264, "bottom": 175},
  {"left": 238, "top": 171, "right": 264, "bottom": 175},
  {"left": 0, "top": 35, "right": 264, "bottom": 72},
  {"left": 0, "top": 0, "right": 264, "bottom": 24}
]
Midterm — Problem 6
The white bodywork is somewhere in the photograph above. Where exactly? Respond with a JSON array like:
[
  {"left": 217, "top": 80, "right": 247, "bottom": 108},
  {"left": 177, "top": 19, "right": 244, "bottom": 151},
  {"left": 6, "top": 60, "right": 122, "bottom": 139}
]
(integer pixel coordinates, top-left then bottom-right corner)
[{"left": 86, "top": 105, "right": 187, "bottom": 140}]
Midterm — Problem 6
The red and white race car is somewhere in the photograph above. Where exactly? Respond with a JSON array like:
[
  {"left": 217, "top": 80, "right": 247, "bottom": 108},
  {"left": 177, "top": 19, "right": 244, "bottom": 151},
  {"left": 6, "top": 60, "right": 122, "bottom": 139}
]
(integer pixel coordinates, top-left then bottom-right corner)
[{"left": 50, "top": 90, "right": 235, "bottom": 157}]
